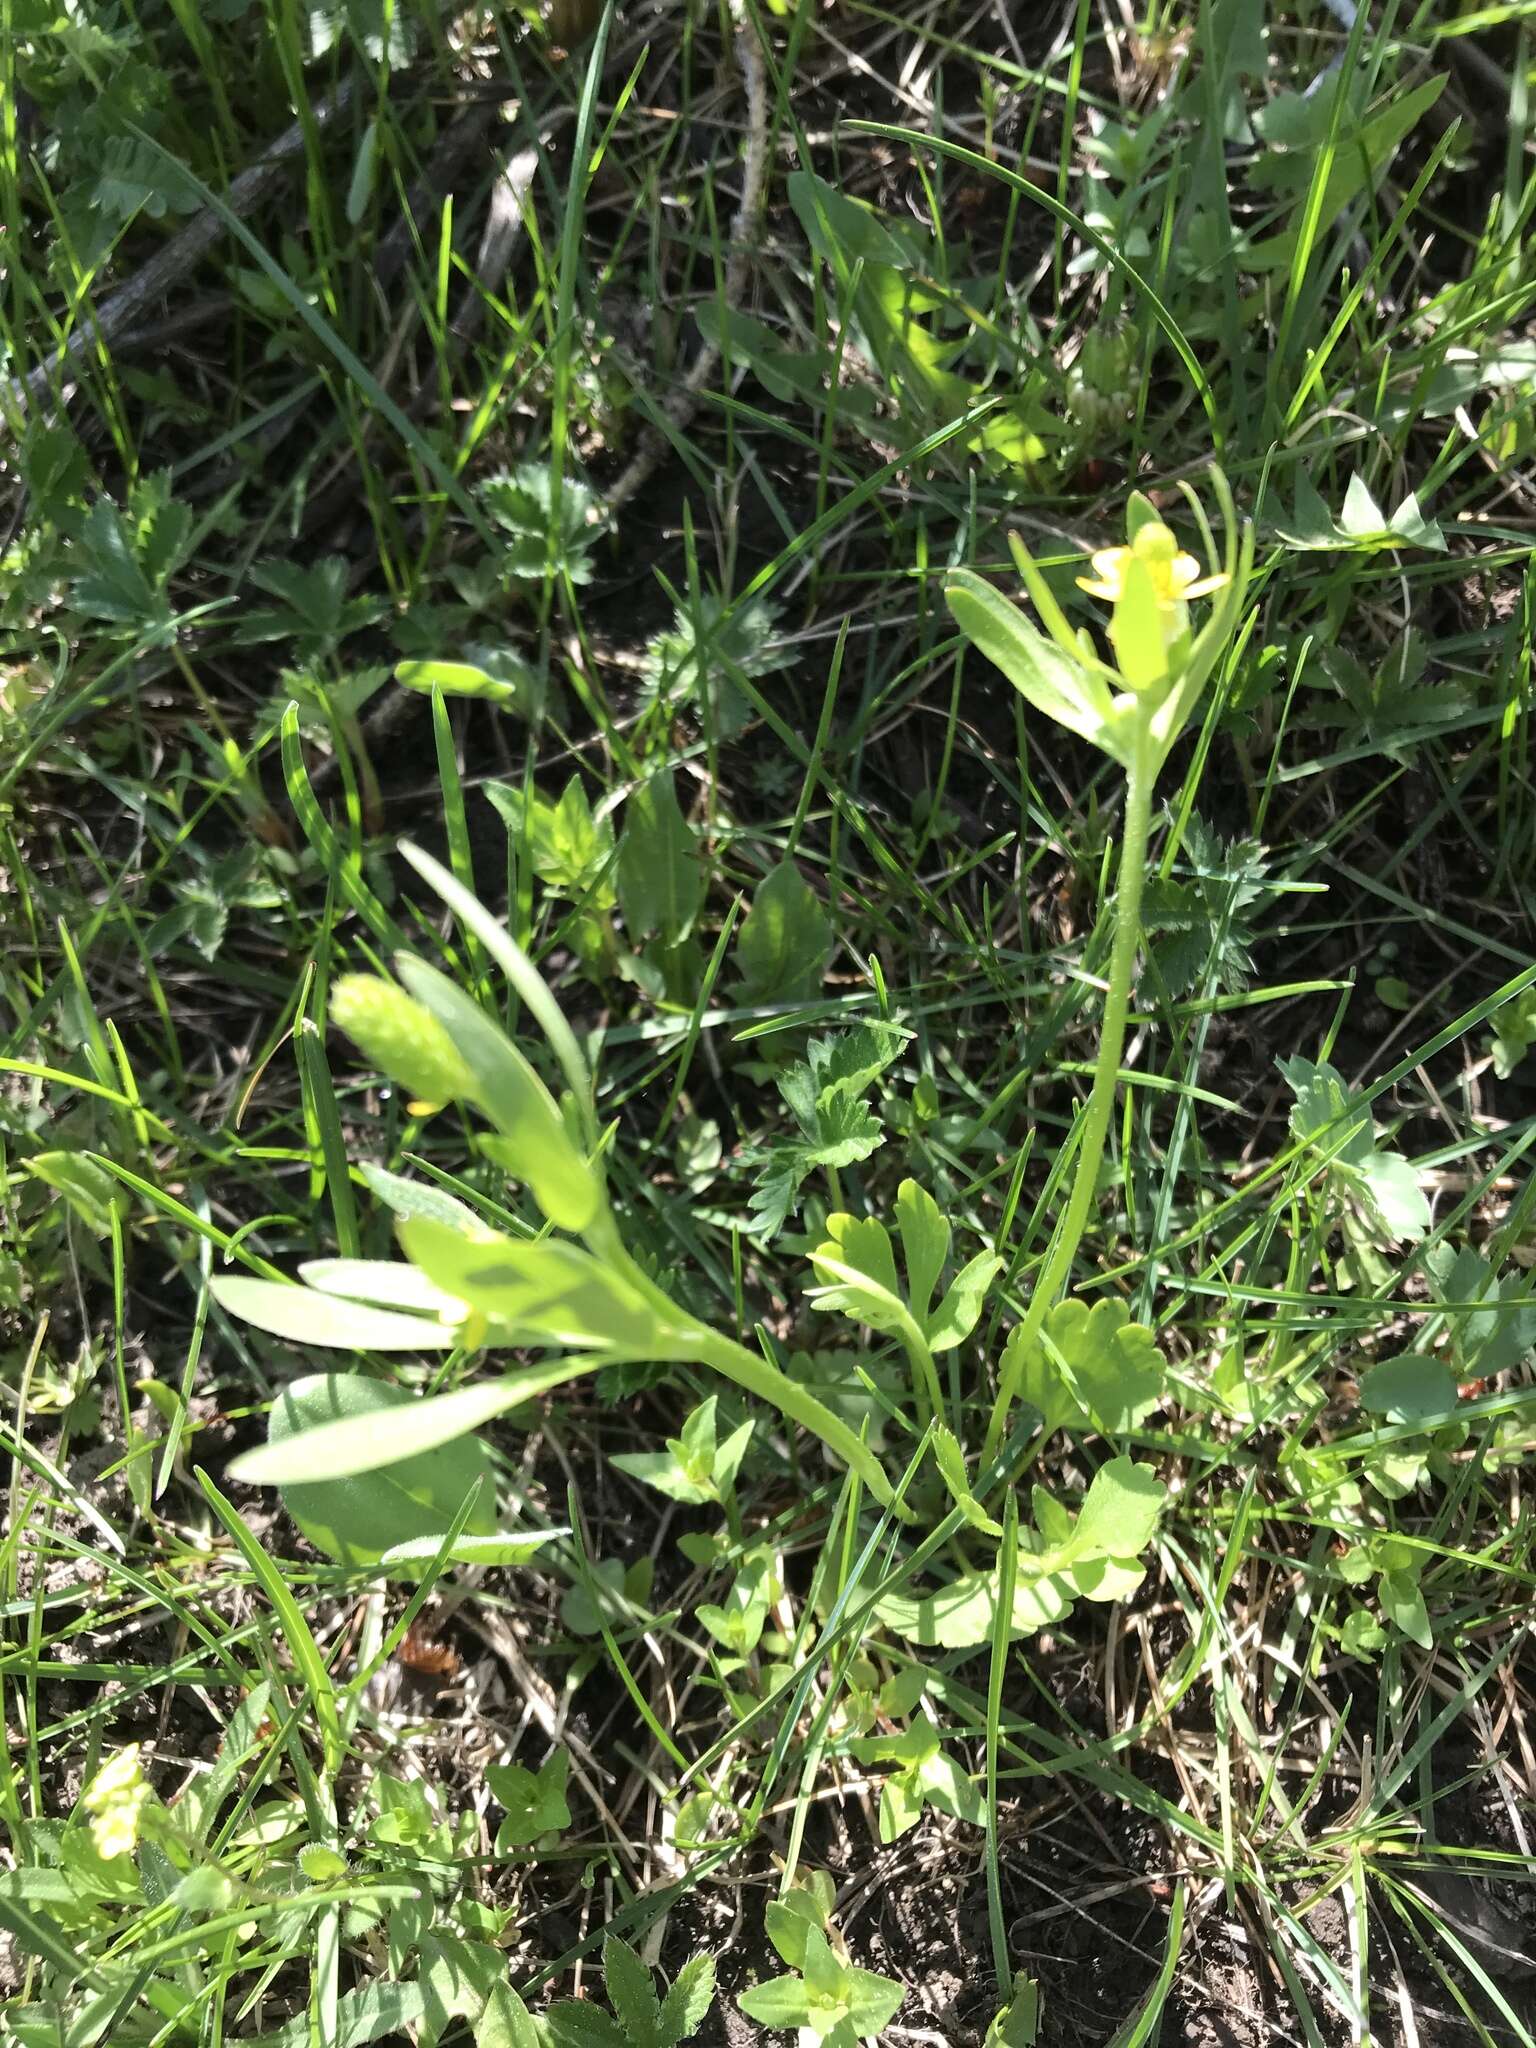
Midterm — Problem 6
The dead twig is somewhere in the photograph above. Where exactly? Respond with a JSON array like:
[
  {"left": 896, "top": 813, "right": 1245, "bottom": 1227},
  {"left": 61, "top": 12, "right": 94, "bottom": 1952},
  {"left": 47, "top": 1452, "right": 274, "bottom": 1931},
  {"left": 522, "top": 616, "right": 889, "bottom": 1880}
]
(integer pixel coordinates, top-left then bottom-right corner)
[
  {"left": 1, "top": 76, "right": 360, "bottom": 434},
  {"left": 604, "top": 3, "right": 770, "bottom": 514}
]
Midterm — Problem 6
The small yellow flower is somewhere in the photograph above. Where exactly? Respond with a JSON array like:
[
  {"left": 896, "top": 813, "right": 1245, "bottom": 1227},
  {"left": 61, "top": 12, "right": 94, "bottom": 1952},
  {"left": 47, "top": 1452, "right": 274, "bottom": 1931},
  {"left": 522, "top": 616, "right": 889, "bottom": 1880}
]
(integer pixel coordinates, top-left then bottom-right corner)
[
  {"left": 83, "top": 1744, "right": 151, "bottom": 1862},
  {"left": 1077, "top": 521, "right": 1228, "bottom": 608}
]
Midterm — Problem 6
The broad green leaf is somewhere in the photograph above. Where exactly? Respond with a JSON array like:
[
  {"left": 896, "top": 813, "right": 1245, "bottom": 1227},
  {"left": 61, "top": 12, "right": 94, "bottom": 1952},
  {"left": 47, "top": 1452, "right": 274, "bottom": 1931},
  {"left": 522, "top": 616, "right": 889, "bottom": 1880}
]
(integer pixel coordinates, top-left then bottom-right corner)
[
  {"left": 764, "top": 1887, "right": 831, "bottom": 1970},
  {"left": 874, "top": 1563, "right": 1071, "bottom": 1648},
  {"left": 1379, "top": 1568, "right": 1432, "bottom": 1650},
  {"left": 894, "top": 1180, "right": 949, "bottom": 1322},
  {"left": 1065, "top": 1554, "right": 1148, "bottom": 1603},
  {"left": 246, "top": 1982, "right": 428, "bottom": 2048},
  {"left": 417, "top": 1937, "right": 505, "bottom": 2041},
  {"left": 399, "top": 1217, "right": 659, "bottom": 1351},
  {"left": 984, "top": 1974, "right": 1040, "bottom": 2048},
  {"left": 841, "top": 1962, "right": 905, "bottom": 2036},
  {"left": 735, "top": 861, "right": 832, "bottom": 1008},
  {"left": 659, "top": 1953, "right": 717, "bottom": 2047},
  {"left": 299, "top": 1259, "right": 463, "bottom": 1315},
  {"left": 231, "top": 1376, "right": 528, "bottom": 1486},
  {"left": 488, "top": 1750, "right": 570, "bottom": 1850},
  {"left": 737, "top": 1975, "right": 815, "bottom": 2031},
  {"left": 358, "top": 1164, "right": 483, "bottom": 1233},
  {"left": 545, "top": 2003, "right": 627, "bottom": 2048},
  {"left": 394, "top": 955, "right": 599, "bottom": 1232},
  {"left": 1281, "top": 1055, "right": 1373, "bottom": 1162},
  {"left": 946, "top": 571, "right": 1120, "bottom": 757},
  {"left": 926, "top": 1250, "right": 1001, "bottom": 1352},
  {"left": 477, "top": 1986, "right": 543, "bottom": 2048},
  {"left": 298, "top": 1843, "right": 348, "bottom": 1884},
  {"left": 1358, "top": 1354, "right": 1458, "bottom": 1425},
  {"left": 800, "top": 1927, "right": 847, "bottom": 2003},
  {"left": 879, "top": 1771, "right": 924, "bottom": 1842},
  {"left": 789, "top": 168, "right": 917, "bottom": 270},
  {"left": 618, "top": 774, "right": 702, "bottom": 945},
  {"left": 247, "top": 1374, "right": 498, "bottom": 1566},
  {"left": 609, "top": 1448, "right": 715, "bottom": 1506},
  {"left": 1242, "top": 74, "right": 1447, "bottom": 272},
  {"left": 1004, "top": 1297, "right": 1165, "bottom": 1439},
  {"left": 1351, "top": 1150, "right": 1430, "bottom": 1243},
  {"left": 809, "top": 1212, "right": 904, "bottom": 1327},
  {"left": 916, "top": 1747, "right": 982, "bottom": 1825},
  {"left": 809, "top": 1022, "right": 911, "bottom": 1103},
  {"left": 1063, "top": 1456, "right": 1166, "bottom": 1565},
  {"left": 486, "top": 775, "right": 615, "bottom": 900},
  {"left": 211, "top": 1275, "right": 458, "bottom": 1352},
  {"left": 23, "top": 1152, "right": 126, "bottom": 1236}
]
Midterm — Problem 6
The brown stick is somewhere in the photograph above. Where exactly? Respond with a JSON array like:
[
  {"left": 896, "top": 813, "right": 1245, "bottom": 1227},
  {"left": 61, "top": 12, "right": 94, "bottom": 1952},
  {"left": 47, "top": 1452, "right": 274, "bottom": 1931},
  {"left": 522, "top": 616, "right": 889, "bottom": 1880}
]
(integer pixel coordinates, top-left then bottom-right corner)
[{"left": 2, "top": 75, "right": 359, "bottom": 427}]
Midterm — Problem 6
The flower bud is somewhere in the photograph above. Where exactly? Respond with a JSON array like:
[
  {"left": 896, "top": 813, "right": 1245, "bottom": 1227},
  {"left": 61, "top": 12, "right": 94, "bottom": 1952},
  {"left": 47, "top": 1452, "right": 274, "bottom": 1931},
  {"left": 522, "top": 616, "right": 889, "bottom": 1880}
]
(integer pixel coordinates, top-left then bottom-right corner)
[{"left": 330, "top": 975, "right": 478, "bottom": 1111}]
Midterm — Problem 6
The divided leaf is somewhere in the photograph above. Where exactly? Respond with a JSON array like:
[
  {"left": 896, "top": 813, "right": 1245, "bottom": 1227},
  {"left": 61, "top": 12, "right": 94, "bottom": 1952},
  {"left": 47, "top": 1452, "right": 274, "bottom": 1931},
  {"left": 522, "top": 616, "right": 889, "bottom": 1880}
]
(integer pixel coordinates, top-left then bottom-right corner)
[
  {"left": 1001, "top": 1296, "right": 1165, "bottom": 1439},
  {"left": 809, "top": 1183, "right": 998, "bottom": 1353},
  {"left": 1281, "top": 1056, "right": 1429, "bottom": 1245}
]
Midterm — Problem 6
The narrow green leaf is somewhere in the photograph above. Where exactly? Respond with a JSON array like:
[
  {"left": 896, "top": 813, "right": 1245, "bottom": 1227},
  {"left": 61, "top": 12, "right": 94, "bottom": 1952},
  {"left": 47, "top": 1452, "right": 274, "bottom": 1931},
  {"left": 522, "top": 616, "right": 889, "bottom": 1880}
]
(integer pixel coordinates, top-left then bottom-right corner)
[{"left": 210, "top": 1275, "right": 457, "bottom": 1351}]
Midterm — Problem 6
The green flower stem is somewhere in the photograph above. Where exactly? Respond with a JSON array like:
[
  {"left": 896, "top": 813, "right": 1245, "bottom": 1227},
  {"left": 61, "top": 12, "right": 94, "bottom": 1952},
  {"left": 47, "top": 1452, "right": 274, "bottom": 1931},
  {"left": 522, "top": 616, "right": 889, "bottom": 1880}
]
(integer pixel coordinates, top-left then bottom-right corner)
[
  {"left": 591, "top": 1223, "right": 902, "bottom": 1510},
  {"left": 981, "top": 717, "right": 1157, "bottom": 1470}
]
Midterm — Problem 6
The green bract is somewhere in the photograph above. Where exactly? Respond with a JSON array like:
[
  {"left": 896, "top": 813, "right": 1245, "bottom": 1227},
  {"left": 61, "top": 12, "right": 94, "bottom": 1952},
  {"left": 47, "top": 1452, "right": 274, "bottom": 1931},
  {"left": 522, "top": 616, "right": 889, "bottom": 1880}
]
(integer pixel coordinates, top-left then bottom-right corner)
[{"left": 945, "top": 470, "right": 1252, "bottom": 776}]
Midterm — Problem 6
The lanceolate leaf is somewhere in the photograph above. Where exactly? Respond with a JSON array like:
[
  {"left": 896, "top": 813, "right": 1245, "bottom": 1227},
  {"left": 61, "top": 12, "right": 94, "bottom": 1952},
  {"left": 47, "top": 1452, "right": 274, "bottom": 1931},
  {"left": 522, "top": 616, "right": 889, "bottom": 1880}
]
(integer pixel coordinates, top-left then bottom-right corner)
[
  {"left": 231, "top": 1376, "right": 529, "bottom": 1487},
  {"left": 946, "top": 570, "right": 1122, "bottom": 758},
  {"left": 394, "top": 954, "right": 599, "bottom": 1233},
  {"left": 619, "top": 774, "right": 702, "bottom": 945},
  {"left": 398, "top": 1217, "right": 660, "bottom": 1352},
  {"left": 211, "top": 1274, "right": 459, "bottom": 1352},
  {"left": 735, "top": 861, "right": 832, "bottom": 1008}
]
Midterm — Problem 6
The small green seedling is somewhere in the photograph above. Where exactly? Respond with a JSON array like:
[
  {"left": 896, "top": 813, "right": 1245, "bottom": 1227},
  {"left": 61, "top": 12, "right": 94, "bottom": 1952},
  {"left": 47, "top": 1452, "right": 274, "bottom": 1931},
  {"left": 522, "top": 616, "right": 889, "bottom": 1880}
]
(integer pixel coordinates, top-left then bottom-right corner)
[
  {"left": 696, "top": 1550, "right": 778, "bottom": 1664},
  {"left": 984, "top": 1972, "right": 1041, "bottom": 2048},
  {"left": 1281, "top": 1055, "right": 1430, "bottom": 1286},
  {"left": 1335, "top": 1534, "right": 1432, "bottom": 1652},
  {"left": 487, "top": 1750, "right": 571, "bottom": 1854},
  {"left": 545, "top": 1934, "right": 717, "bottom": 2048},
  {"left": 847, "top": 1718, "right": 982, "bottom": 1843},
  {"left": 740, "top": 1875, "right": 904, "bottom": 2046},
  {"left": 612, "top": 1395, "right": 753, "bottom": 1508},
  {"left": 215, "top": 847, "right": 900, "bottom": 1530}
]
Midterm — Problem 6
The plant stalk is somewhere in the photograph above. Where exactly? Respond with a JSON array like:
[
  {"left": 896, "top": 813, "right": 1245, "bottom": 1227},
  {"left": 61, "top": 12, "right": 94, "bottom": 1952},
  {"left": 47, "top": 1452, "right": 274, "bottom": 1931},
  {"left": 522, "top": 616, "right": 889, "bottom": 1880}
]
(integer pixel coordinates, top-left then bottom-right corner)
[{"left": 982, "top": 720, "right": 1156, "bottom": 1469}]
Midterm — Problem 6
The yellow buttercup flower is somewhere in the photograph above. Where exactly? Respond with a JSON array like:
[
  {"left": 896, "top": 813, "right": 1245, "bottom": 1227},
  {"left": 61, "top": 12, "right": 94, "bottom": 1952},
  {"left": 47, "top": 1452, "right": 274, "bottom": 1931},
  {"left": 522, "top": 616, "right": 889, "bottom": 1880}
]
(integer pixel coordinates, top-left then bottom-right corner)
[
  {"left": 1077, "top": 521, "right": 1228, "bottom": 607},
  {"left": 83, "top": 1743, "right": 151, "bottom": 1862}
]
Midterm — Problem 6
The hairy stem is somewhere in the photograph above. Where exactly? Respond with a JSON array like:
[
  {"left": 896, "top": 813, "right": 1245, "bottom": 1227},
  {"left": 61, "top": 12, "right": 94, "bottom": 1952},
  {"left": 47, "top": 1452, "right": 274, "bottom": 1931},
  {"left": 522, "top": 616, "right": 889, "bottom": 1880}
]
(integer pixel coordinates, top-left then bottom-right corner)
[{"left": 982, "top": 721, "right": 1156, "bottom": 1470}]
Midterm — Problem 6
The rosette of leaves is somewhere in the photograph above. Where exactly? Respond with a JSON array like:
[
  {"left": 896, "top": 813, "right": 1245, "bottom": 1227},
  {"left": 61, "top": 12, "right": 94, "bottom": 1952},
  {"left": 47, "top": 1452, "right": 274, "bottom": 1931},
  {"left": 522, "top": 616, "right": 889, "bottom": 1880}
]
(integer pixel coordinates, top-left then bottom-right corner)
[
  {"left": 479, "top": 462, "right": 602, "bottom": 591},
  {"left": 638, "top": 591, "right": 792, "bottom": 737}
]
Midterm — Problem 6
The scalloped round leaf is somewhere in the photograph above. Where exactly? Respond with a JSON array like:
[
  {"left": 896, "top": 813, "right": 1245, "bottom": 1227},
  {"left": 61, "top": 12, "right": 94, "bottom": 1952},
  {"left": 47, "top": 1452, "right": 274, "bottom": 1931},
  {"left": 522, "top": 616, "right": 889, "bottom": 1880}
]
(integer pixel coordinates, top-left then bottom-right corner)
[{"left": 874, "top": 1563, "right": 1071, "bottom": 1649}]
